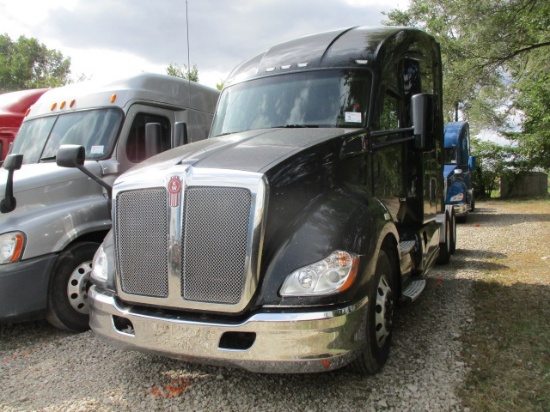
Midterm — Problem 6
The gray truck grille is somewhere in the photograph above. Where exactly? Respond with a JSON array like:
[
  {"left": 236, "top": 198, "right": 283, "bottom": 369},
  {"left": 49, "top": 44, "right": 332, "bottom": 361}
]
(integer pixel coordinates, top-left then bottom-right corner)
[
  {"left": 116, "top": 188, "right": 169, "bottom": 298},
  {"left": 182, "top": 187, "right": 251, "bottom": 304},
  {"left": 115, "top": 184, "right": 254, "bottom": 307}
]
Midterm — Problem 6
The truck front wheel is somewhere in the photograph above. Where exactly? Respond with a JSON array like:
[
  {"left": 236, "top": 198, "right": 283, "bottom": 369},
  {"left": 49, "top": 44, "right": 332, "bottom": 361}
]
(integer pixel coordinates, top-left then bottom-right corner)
[
  {"left": 351, "top": 250, "right": 395, "bottom": 375},
  {"left": 46, "top": 242, "right": 99, "bottom": 332}
]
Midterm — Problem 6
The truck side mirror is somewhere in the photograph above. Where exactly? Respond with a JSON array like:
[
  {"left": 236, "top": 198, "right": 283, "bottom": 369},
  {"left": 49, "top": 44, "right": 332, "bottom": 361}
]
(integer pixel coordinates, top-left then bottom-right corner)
[
  {"left": 57, "top": 144, "right": 85, "bottom": 168},
  {"left": 468, "top": 155, "right": 476, "bottom": 171},
  {"left": 145, "top": 123, "right": 162, "bottom": 159},
  {"left": 56, "top": 144, "right": 112, "bottom": 197},
  {"left": 1, "top": 153, "right": 23, "bottom": 214},
  {"left": 411, "top": 94, "right": 435, "bottom": 151}
]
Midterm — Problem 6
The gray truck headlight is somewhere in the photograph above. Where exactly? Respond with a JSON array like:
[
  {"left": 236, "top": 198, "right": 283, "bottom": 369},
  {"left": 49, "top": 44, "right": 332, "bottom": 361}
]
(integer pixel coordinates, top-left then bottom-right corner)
[
  {"left": 280, "top": 251, "right": 359, "bottom": 296},
  {"left": 91, "top": 230, "right": 115, "bottom": 288},
  {"left": 0, "top": 232, "right": 25, "bottom": 264}
]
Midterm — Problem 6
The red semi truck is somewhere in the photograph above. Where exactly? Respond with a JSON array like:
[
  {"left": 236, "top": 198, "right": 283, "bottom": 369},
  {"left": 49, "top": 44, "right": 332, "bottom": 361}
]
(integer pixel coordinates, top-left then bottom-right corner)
[{"left": 0, "top": 88, "right": 48, "bottom": 162}]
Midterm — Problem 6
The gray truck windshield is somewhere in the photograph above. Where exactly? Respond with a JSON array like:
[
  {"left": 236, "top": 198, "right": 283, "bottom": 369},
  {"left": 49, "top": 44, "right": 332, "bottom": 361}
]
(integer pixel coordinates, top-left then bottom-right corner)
[
  {"left": 211, "top": 70, "right": 371, "bottom": 137},
  {"left": 12, "top": 108, "right": 123, "bottom": 164}
]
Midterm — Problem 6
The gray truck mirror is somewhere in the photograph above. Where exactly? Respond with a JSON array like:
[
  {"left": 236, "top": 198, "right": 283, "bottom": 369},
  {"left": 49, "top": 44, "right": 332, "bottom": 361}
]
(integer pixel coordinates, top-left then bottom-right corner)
[
  {"left": 56, "top": 144, "right": 112, "bottom": 197},
  {"left": 1, "top": 153, "right": 23, "bottom": 213},
  {"left": 3, "top": 153, "right": 23, "bottom": 171},
  {"left": 56, "top": 144, "right": 85, "bottom": 168}
]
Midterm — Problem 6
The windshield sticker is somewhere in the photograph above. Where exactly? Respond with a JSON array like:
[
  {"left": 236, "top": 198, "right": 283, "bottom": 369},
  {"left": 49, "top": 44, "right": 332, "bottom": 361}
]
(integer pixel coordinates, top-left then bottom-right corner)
[
  {"left": 345, "top": 112, "right": 362, "bottom": 123},
  {"left": 91, "top": 146, "right": 104, "bottom": 154}
]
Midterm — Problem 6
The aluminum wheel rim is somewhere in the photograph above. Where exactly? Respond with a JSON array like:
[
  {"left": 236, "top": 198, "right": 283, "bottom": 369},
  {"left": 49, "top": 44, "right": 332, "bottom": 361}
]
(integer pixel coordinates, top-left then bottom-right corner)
[
  {"left": 374, "top": 274, "right": 393, "bottom": 348},
  {"left": 67, "top": 261, "right": 92, "bottom": 314}
]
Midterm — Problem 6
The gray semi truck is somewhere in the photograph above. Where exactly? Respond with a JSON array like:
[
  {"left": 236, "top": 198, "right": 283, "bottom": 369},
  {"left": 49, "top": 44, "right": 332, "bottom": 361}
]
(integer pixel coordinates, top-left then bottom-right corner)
[
  {"left": 71, "top": 26, "right": 455, "bottom": 374},
  {"left": 0, "top": 73, "right": 219, "bottom": 331}
]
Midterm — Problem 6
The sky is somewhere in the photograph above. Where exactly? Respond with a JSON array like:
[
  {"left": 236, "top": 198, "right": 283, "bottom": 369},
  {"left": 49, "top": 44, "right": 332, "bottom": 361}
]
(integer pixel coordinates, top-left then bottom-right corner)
[{"left": 0, "top": 0, "right": 410, "bottom": 90}]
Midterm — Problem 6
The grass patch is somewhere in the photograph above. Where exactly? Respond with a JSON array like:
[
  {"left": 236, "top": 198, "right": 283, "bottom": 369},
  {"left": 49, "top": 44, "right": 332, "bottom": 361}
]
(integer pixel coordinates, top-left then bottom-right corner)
[
  {"left": 460, "top": 280, "right": 550, "bottom": 411},
  {"left": 459, "top": 199, "right": 550, "bottom": 411}
]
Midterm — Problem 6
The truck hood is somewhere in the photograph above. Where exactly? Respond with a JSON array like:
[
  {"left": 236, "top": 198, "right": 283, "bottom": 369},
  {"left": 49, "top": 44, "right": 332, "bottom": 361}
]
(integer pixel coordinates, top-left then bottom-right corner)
[
  {"left": 0, "top": 161, "right": 103, "bottom": 198},
  {"left": 120, "top": 128, "right": 356, "bottom": 181}
]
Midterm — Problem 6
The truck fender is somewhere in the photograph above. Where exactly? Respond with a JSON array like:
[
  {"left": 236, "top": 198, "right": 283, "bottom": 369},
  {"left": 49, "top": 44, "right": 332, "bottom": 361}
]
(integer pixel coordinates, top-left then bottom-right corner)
[{"left": 258, "top": 186, "right": 400, "bottom": 306}]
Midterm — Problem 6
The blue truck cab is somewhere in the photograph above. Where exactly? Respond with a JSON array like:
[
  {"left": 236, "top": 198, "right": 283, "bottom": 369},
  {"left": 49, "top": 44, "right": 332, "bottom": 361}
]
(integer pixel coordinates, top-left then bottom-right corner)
[{"left": 444, "top": 121, "right": 475, "bottom": 222}]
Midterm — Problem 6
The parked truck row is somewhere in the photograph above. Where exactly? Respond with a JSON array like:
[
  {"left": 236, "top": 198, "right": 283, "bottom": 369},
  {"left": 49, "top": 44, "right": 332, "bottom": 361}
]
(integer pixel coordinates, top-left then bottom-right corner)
[{"left": 3, "top": 26, "right": 459, "bottom": 375}]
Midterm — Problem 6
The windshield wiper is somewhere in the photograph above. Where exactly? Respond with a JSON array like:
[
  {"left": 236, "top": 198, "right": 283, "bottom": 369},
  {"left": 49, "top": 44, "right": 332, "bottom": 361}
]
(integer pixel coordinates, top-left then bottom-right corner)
[
  {"left": 271, "top": 124, "right": 319, "bottom": 129},
  {"left": 40, "top": 155, "right": 56, "bottom": 161}
]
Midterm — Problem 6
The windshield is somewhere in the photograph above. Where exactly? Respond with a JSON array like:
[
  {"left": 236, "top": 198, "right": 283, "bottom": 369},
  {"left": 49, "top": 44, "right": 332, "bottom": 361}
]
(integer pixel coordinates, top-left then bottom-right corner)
[
  {"left": 444, "top": 146, "right": 458, "bottom": 165},
  {"left": 211, "top": 69, "right": 371, "bottom": 136},
  {"left": 11, "top": 108, "right": 123, "bottom": 164}
]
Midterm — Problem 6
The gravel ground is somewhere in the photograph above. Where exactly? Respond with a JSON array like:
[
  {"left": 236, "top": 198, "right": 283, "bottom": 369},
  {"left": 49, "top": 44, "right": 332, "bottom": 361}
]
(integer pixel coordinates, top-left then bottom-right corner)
[{"left": 0, "top": 200, "right": 547, "bottom": 412}]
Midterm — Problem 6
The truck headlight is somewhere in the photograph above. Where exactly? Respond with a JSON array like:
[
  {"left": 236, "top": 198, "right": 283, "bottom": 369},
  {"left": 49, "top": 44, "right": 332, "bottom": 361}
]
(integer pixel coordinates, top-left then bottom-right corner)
[
  {"left": 91, "top": 230, "right": 115, "bottom": 288},
  {"left": 92, "top": 245, "right": 109, "bottom": 283},
  {"left": 280, "top": 251, "right": 359, "bottom": 296},
  {"left": 450, "top": 193, "right": 464, "bottom": 202},
  {"left": 0, "top": 232, "right": 25, "bottom": 264}
]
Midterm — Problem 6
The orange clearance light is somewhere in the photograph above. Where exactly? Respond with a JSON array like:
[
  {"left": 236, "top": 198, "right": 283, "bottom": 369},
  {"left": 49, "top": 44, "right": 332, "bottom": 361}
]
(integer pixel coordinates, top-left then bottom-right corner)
[
  {"left": 110, "top": 94, "right": 117, "bottom": 103},
  {"left": 339, "top": 254, "right": 359, "bottom": 292},
  {"left": 50, "top": 102, "right": 57, "bottom": 111},
  {"left": 10, "top": 234, "right": 25, "bottom": 262},
  {"left": 60, "top": 101, "right": 66, "bottom": 109},
  {"left": 70, "top": 99, "right": 76, "bottom": 108},
  {"left": 24, "top": 108, "right": 31, "bottom": 117}
]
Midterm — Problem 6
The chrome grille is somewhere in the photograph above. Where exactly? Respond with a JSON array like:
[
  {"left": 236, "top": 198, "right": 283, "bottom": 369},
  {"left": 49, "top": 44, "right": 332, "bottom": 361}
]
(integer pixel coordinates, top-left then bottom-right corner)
[
  {"left": 181, "top": 186, "right": 251, "bottom": 304},
  {"left": 116, "top": 188, "right": 169, "bottom": 298}
]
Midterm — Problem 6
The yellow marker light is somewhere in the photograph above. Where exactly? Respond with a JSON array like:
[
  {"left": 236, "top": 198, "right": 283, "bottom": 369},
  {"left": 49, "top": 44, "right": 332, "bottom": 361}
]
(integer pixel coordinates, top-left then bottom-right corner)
[
  {"left": 60, "top": 101, "right": 66, "bottom": 109},
  {"left": 110, "top": 94, "right": 117, "bottom": 103},
  {"left": 70, "top": 99, "right": 76, "bottom": 108},
  {"left": 24, "top": 108, "right": 31, "bottom": 117},
  {"left": 50, "top": 102, "right": 57, "bottom": 111}
]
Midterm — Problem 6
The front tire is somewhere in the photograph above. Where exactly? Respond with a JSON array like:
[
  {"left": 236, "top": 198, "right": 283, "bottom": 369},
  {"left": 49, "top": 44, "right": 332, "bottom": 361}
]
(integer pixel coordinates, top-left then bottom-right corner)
[
  {"left": 351, "top": 250, "right": 395, "bottom": 375},
  {"left": 46, "top": 242, "right": 99, "bottom": 332}
]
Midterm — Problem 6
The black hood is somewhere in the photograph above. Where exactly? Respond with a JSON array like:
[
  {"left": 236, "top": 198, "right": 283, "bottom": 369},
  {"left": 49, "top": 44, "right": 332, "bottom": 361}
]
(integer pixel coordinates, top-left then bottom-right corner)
[{"left": 121, "top": 128, "right": 356, "bottom": 180}]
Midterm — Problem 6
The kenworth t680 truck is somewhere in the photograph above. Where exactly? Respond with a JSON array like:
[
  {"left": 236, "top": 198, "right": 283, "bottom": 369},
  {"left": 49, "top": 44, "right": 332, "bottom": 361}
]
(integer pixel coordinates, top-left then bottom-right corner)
[
  {"left": 0, "top": 74, "right": 219, "bottom": 331},
  {"left": 81, "top": 27, "right": 455, "bottom": 374}
]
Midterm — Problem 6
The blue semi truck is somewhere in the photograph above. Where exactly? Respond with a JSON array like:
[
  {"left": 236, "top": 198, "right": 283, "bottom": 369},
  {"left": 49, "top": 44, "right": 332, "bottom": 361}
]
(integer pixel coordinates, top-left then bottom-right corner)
[{"left": 444, "top": 121, "right": 475, "bottom": 223}]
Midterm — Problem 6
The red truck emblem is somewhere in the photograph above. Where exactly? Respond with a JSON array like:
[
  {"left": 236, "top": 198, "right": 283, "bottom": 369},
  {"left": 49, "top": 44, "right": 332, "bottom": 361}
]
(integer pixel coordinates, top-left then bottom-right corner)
[{"left": 168, "top": 176, "right": 182, "bottom": 207}]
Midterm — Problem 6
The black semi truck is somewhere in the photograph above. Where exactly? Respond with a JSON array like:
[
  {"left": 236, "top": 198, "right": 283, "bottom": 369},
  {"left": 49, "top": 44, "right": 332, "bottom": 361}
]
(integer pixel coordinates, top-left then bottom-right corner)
[{"left": 67, "top": 26, "right": 456, "bottom": 374}]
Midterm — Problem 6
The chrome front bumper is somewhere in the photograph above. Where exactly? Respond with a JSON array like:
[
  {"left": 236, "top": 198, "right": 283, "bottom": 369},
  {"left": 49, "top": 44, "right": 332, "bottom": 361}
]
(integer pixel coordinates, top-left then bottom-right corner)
[
  {"left": 89, "top": 286, "right": 369, "bottom": 373},
  {"left": 450, "top": 202, "right": 468, "bottom": 216}
]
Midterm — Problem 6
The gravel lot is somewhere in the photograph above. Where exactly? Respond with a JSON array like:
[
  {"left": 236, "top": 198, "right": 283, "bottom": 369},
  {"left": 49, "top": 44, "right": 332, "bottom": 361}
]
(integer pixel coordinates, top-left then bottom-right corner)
[{"left": 1, "top": 200, "right": 547, "bottom": 412}]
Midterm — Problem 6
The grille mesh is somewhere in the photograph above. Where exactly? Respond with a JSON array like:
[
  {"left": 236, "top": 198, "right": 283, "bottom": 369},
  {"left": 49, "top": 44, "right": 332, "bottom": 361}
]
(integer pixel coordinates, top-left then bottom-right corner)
[
  {"left": 116, "top": 188, "right": 169, "bottom": 297},
  {"left": 182, "top": 187, "right": 251, "bottom": 304}
]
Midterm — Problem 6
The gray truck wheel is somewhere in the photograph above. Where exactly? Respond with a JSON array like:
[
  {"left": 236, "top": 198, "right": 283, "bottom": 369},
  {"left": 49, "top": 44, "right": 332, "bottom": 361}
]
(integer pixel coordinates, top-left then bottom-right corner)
[
  {"left": 46, "top": 242, "right": 98, "bottom": 332},
  {"left": 351, "top": 250, "right": 394, "bottom": 375}
]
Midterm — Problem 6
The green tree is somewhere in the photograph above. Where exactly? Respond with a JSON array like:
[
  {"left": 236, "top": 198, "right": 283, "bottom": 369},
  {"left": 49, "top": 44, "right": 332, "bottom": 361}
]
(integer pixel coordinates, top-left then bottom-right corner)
[
  {"left": 0, "top": 34, "right": 71, "bottom": 92},
  {"left": 166, "top": 63, "right": 199, "bottom": 82},
  {"left": 385, "top": 0, "right": 550, "bottom": 170}
]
